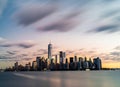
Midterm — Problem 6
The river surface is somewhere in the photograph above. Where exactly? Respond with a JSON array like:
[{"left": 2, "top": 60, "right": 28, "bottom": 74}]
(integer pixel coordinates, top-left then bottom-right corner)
[{"left": 0, "top": 71, "right": 120, "bottom": 87}]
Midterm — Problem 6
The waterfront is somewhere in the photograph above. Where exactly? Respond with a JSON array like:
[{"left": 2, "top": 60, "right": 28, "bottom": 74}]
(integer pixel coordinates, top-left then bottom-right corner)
[{"left": 0, "top": 71, "right": 120, "bottom": 87}]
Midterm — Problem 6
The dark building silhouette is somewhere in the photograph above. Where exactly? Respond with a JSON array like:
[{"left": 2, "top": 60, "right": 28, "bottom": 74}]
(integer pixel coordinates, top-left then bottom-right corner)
[
  {"left": 59, "top": 51, "right": 66, "bottom": 63},
  {"left": 14, "top": 62, "right": 18, "bottom": 71},
  {"left": 59, "top": 51, "right": 66, "bottom": 70},
  {"left": 32, "top": 61, "right": 37, "bottom": 71},
  {"left": 88, "top": 58, "right": 93, "bottom": 70},
  {"left": 74, "top": 56, "right": 78, "bottom": 70},
  {"left": 48, "top": 42, "right": 52, "bottom": 59},
  {"left": 36, "top": 57, "right": 41, "bottom": 70},
  {"left": 77, "top": 57, "right": 83, "bottom": 70},
  {"left": 55, "top": 55, "right": 58, "bottom": 64},
  {"left": 8, "top": 43, "right": 103, "bottom": 72},
  {"left": 69, "top": 57, "right": 74, "bottom": 70},
  {"left": 25, "top": 63, "right": 31, "bottom": 71},
  {"left": 93, "top": 57, "right": 102, "bottom": 70},
  {"left": 65, "top": 58, "right": 69, "bottom": 70}
]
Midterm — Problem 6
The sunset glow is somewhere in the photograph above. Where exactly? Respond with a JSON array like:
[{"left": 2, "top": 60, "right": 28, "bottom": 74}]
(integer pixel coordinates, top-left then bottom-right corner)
[{"left": 1, "top": 0, "right": 120, "bottom": 69}]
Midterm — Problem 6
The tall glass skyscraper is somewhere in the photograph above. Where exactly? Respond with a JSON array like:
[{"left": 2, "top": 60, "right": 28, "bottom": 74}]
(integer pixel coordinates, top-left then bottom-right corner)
[
  {"left": 93, "top": 57, "right": 102, "bottom": 70},
  {"left": 48, "top": 42, "right": 52, "bottom": 59},
  {"left": 59, "top": 51, "right": 66, "bottom": 63}
]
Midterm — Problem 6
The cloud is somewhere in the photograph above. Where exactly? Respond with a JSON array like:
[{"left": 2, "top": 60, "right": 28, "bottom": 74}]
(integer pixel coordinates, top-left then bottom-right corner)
[
  {"left": 0, "top": 56, "right": 21, "bottom": 61},
  {"left": 22, "top": 58, "right": 33, "bottom": 61},
  {"left": 36, "top": 47, "right": 58, "bottom": 56},
  {"left": 12, "top": 0, "right": 84, "bottom": 32},
  {"left": 0, "top": 55, "right": 19, "bottom": 62},
  {"left": 37, "top": 49, "right": 47, "bottom": 54},
  {"left": 0, "top": 44, "right": 13, "bottom": 47},
  {"left": 99, "top": 49, "right": 120, "bottom": 62},
  {"left": 0, "top": 0, "right": 7, "bottom": 16},
  {"left": 88, "top": 25, "right": 119, "bottom": 33},
  {"left": 102, "top": 0, "right": 115, "bottom": 3},
  {"left": 80, "top": 0, "right": 120, "bottom": 34},
  {"left": 87, "top": 51, "right": 96, "bottom": 54},
  {"left": 0, "top": 54, "right": 33, "bottom": 62},
  {"left": 34, "top": 0, "right": 120, "bottom": 33},
  {"left": 110, "top": 51, "right": 120, "bottom": 56},
  {"left": 79, "top": 48, "right": 85, "bottom": 51},
  {"left": 17, "top": 42, "right": 36, "bottom": 48},
  {"left": 65, "top": 48, "right": 97, "bottom": 56},
  {"left": 0, "top": 41, "right": 36, "bottom": 48},
  {"left": 0, "top": 37, "right": 6, "bottom": 43},
  {"left": 66, "top": 50, "right": 75, "bottom": 55},
  {"left": 32, "top": 49, "right": 48, "bottom": 56},
  {"left": 6, "top": 51, "right": 17, "bottom": 55},
  {"left": 101, "top": 9, "right": 120, "bottom": 18},
  {"left": 14, "top": 4, "right": 57, "bottom": 26},
  {"left": 99, "top": 45, "right": 120, "bottom": 62},
  {"left": 114, "top": 46, "right": 120, "bottom": 50},
  {"left": 1, "top": 0, "right": 119, "bottom": 35},
  {"left": 37, "top": 11, "right": 80, "bottom": 32},
  {"left": 0, "top": 56, "right": 11, "bottom": 60},
  {"left": 21, "top": 54, "right": 28, "bottom": 57}
]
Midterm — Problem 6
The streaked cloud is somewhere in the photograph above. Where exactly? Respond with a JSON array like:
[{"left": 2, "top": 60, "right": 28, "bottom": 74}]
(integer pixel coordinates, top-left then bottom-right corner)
[
  {"left": 0, "top": 55, "right": 20, "bottom": 62},
  {"left": 0, "top": 56, "right": 11, "bottom": 60},
  {"left": 20, "top": 54, "right": 28, "bottom": 57},
  {"left": 37, "top": 11, "right": 80, "bottom": 32},
  {"left": 6, "top": 51, "right": 18, "bottom": 55},
  {"left": 33, "top": 49, "right": 48, "bottom": 56},
  {"left": 101, "top": 9, "right": 120, "bottom": 18},
  {"left": 0, "top": 41, "right": 36, "bottom": 49},
  {"left": 0, "top": 55, "right": 33, "bottom": 62},
  {"left": 22, "top": 58, "right": 33, "bottom": 61},
  {"left": 114, "top": 46, "right": 120, "bottom": 50},
  {"left": 0, "top": 37, "right": 6, "bottom": 43},
  {"left": 0, "top": 0, "right": 7, "bottom": 17},
  {"left": 17, "top": 42, "right": 36, "bottom": 48},
  {"left": 38, "top": 49, "right": 47, "bottom": 54},
  {"left": 88, "top": 24, "right": 119, "bottom": 33},
  {"left": 13, "top": 4, "right": 57, "bottom": 26},
  {"left": 110, "top": 51, "right": 120, "bottom": 56},
  {"left": 65, "top": 49, "right": 96, "bottom": 56},
  {"left": 12, "top": 0, "right": 120, "bottom": 33},
  {"left": 66, "top": 50, "right": 75, "bottom": 55}
]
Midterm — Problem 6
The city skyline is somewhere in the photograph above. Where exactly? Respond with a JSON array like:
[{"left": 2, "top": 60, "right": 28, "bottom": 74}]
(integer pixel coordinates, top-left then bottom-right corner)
[
  {"left": 1, "top": 0, "right": 120, "bottom": 69},
  {"left": 0, "top": 42, "right": 115, "bottom": 69},
  {"left": 8, "top": 43, "right": 102, "bottom": 71}
]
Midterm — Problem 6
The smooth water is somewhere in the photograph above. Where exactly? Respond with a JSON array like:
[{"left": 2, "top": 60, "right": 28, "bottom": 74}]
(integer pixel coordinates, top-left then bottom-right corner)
[{"left": 0, "top": 71, "right": 120, "bottom": 87}]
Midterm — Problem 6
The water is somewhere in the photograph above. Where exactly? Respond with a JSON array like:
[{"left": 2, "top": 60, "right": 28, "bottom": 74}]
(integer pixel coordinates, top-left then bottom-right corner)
[{"left": 0, "top": 71, "right": 120, "bottom": 87}]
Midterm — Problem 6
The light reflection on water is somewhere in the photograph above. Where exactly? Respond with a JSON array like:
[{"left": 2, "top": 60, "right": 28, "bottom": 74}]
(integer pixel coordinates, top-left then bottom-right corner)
[{"left": 0, "top": 71, "right": 120, "bottom": 87}]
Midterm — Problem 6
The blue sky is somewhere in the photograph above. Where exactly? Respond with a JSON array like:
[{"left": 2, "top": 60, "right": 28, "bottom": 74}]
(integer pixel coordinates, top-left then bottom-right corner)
[{"left": 1, "top": 0, "right": 120, "bottom": 68}]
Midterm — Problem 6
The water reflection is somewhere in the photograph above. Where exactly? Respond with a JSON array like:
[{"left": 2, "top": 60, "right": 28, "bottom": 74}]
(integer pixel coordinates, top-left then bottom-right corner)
[{"left": 0, "top": 71, "right": 120, "bottom": 87}]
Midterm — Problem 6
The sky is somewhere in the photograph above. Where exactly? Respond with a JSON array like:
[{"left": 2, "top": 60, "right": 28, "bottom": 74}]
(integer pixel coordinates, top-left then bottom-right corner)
[{"left": 1, "top": 0, "right": 120, "bottom": 68}]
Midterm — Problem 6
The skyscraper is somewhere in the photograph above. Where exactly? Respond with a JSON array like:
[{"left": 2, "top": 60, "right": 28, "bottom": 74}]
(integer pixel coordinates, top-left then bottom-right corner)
[
  {"left": 74, "top": 56, "right": 77, "bottom": 70},
  {"left": 69, "top": 57, "right": 74, "bottom": 70},
  {"left": 93, "top": 57, "right": 102, "bottom": 70},
  {"left": 48, "top": 42, "right": 52, "bottom": 59},
  {"left": 55, "top": 55, "right": 58, "bottom": 64},
  {"left": 65, "top": 58, "right": 69, "bottom": 70},
  {"left": 32, "top": 61, "right": 37, "bottom": 70},
  {"left": 78, "top": 57, "right": 83, "bottom": 70},
  {"left": 59, "top": 51, "right": 66, "bottom": 63},
  {"left": 36, "top": 57, "right": 41, "bottom": 70},
  {"left": 14, "top": 62, "right": 18, "bottom": 71}
]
